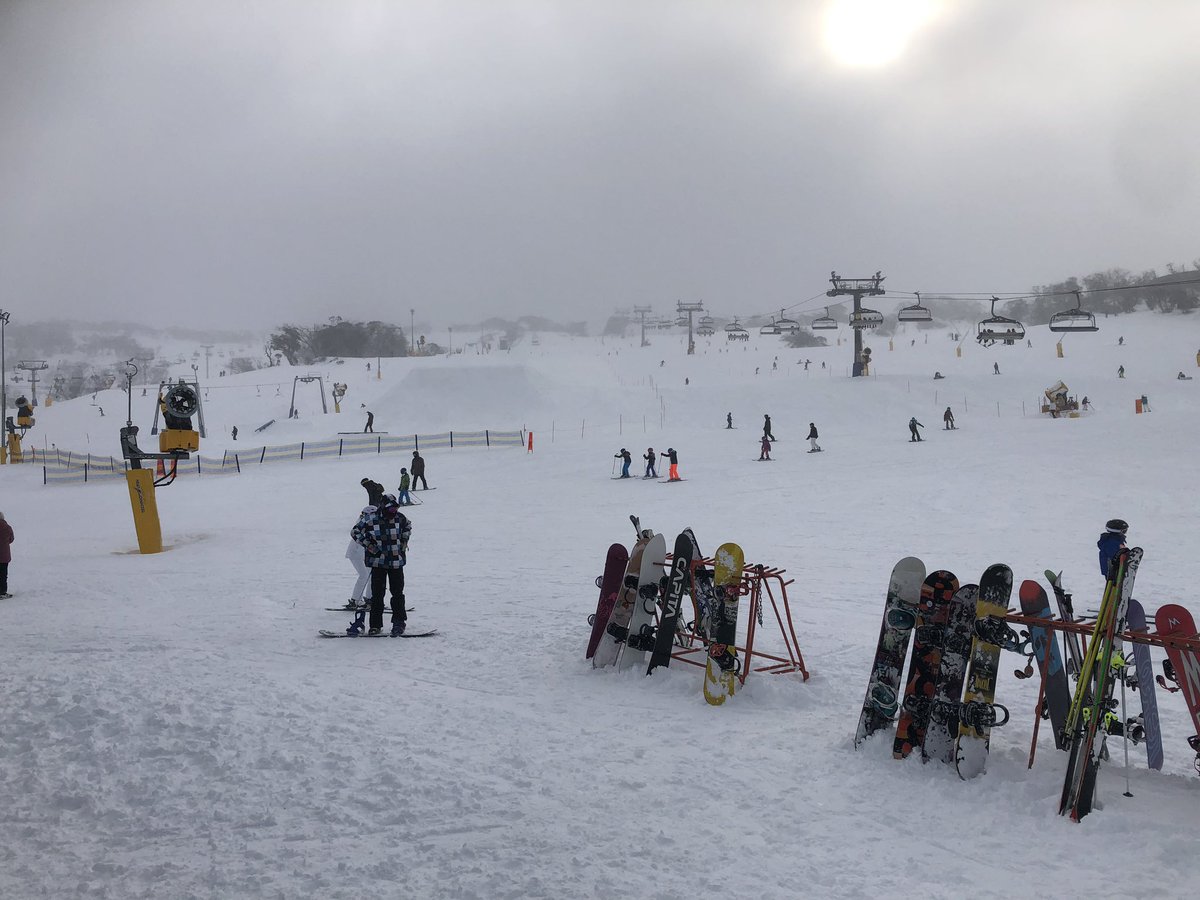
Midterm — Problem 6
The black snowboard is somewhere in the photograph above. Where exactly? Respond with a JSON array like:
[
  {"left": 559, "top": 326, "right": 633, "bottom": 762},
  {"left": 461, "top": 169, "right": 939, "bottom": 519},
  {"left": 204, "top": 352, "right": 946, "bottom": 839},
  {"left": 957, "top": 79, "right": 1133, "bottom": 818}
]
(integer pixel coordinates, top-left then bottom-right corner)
[{"left": 647, "top": 531, "right": 695, "bottom": 674}]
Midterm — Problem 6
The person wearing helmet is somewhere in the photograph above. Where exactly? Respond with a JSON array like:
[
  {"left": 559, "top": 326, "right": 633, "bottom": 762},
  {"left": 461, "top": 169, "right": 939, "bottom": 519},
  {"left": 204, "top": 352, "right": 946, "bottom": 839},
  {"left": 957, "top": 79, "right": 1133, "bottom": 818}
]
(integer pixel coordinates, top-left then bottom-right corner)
[
  {"left": 759, "top": 434, "right": 772, "bottom": 461},
  {"left": 661, "top": 447, "right": 680, "bottom": 481},
  {"left": 351, "top": 493, "right": 412, "bottom": 635},
  {"left": 1097, "top": 519, "right": 1128, "bottom": 579},
  {"left": 643, "top": 447, "right": 657, "bottom": 479},
  {"left": 614, "top": 448, "right": 632, "bottom": 478}
]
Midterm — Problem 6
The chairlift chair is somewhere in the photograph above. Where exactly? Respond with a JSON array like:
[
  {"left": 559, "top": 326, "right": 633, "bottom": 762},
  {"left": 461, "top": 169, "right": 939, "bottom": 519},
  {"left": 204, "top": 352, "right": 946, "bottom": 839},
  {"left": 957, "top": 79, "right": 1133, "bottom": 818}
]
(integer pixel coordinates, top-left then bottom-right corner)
[
  {"left": 849, "top": 308, "right": 884, "bottom": 330},
  {"left": 1048, "top": 291, "right": 1099, "bottom": 333},
  {"left": 759, "top": 319, "right": 782, "bottom": 336},
  {"left": 775, "top": 309, "right": 801, "bottom": 334},
  {"left": 725, "top": 318, "right": 749, "bottom": 342},
  {"left": 897, "top": 292, "right": 933, "bottom": 323},
  {"left": 976, "top": 297, "right": 1026, "bottom": 346},
  {"left": 811, "top": 307, "right": 839, "bottom": 331},
  {"left": 697, "top": 315, "right": 715, "bottom": 336}
]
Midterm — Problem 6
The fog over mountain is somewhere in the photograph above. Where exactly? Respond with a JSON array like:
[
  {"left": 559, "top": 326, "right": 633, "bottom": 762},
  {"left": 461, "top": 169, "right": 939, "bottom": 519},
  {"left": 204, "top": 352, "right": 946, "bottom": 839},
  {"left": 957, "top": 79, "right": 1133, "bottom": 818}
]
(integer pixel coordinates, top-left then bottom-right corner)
[{"left": 2, "top": 1, "right": 1198, "bottom": 330}]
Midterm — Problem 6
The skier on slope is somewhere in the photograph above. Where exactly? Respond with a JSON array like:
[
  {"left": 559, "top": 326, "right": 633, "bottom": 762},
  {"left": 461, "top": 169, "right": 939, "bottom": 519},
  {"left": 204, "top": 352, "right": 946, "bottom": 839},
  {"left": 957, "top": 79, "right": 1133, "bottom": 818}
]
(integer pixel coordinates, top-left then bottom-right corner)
[
  {"left": 643, "top": 448, "right": 657, "bottom": 479},
  {"left": 726, "top": 412, "right": 733, "bottom": 429},
  {"left": 1097, "top": 519, "right": 1128, "bottom": 579},
  {"left": 614, "top": 448, "right": 632, "bottom": 478},
  {"left": 410, "top": 450, "right": 428, "bottom": 490},
  {"left": 351, "top": 494, "right": 412, "bottom": 635},
  {"left": 0, "top": 510, "right": 13, "bottom": 599},
  {"left": 661, "top": 447, "right": 680, "bottom": 481},
  {"left": 763, "top": 414, "right": 775, "bottom": 442},
  {"left": 943, "top": 407, "right": 955, "bottom": 430},
  {"left": 908, "top": 417, "right": 924, "bottom": 442},
  {"left": 807, "top": 422, "right": 821, "bottom": 452},
  {"left": 759, "top": 435, "right": 772, "bottom": 460},
  {"left": 397, "top": 468, "right": 411, "bottom": 506}
]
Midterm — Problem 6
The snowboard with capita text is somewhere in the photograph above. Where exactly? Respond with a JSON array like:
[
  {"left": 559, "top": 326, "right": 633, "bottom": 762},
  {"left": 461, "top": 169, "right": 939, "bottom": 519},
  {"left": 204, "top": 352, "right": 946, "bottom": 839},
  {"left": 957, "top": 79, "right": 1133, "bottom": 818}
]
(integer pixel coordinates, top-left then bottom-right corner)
[
  {"left": 587, "top": 543, "right": 630, "bottom": 659},
  {"left": 893, "top": 570, "right": 959, "bottom": 759},
  {"left": 647, "top": 531, "right": 696, "bottom": 674},
  {"left": 954, "top": 563, "right": 1014, "bottom": 779},
  {"left": 853, "top": 556, "right": 926, "bottom": 748},
  {"left": 593, "top": 518, "right": 652, "bottom": 669},
  {"left": 1126, "top": 598, "right": 1163, "bottom": 770},
  {"left": 619, "top": 532, "right": 667, "bottom": 671},
  {"left": 1154, "top": 602, "right": 1200, "bottom": 774},
  {"left": 923, "top": 584, "right": 980, "bottom": 765},
  {"left": 703, "top": 543, "right": 745, "bottom": 706},
  {"left": 1018, "top": 579, "right": 1071, "bottom": 751}
]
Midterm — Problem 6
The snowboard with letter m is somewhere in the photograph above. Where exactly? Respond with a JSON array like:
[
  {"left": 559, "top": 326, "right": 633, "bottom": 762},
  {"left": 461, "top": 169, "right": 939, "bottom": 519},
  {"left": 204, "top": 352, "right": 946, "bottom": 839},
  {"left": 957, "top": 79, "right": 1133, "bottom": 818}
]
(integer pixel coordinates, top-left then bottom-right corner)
[
  {"left": 703, "top": 543, "right": 745, "bottom": 706},
  {"left": 854, "top": 556, "right": 925, "bottom": 748},
  {"left": 1155, "top": 602, "right": 1200, "bottom": 774}
]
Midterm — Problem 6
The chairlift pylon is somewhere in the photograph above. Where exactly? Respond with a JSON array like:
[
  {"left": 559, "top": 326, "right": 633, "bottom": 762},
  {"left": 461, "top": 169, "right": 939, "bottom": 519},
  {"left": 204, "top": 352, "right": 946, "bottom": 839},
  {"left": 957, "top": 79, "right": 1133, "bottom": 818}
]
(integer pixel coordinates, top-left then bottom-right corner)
[
  {"left": 897, "top": 292, "right": 933, "bottom": 323},
  {"left": 976, "top": 297, "right": 1026, "bottom": 346},
  {"left": 811, "top": 307, "right": 838, "bottom": 331},
  {"left": 1048, "top": 291, "right": 1099, "bottom": 334}
]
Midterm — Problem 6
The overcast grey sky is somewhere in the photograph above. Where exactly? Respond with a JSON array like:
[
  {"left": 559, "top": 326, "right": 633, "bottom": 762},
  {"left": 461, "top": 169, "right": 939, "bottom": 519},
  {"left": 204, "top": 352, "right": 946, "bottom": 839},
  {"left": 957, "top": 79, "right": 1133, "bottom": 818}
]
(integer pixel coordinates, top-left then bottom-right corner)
[{"left": 2, "top": 0, "right": 1198, "bottom": 330}]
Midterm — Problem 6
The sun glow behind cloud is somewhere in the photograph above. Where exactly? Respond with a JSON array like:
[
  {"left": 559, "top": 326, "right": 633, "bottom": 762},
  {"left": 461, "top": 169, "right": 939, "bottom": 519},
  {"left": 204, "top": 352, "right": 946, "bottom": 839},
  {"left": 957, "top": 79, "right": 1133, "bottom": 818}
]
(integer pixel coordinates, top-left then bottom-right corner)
[{"left": 823, "top": 0, "right": 943, "bottom": 68}]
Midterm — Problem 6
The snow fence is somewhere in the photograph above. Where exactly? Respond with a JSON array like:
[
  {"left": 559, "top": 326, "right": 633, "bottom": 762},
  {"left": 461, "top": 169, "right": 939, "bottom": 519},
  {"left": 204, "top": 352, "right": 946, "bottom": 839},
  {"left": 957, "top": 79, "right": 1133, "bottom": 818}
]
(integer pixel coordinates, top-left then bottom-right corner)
[{"left": 27, "top": 429, "right": 525, "bottom": 485}]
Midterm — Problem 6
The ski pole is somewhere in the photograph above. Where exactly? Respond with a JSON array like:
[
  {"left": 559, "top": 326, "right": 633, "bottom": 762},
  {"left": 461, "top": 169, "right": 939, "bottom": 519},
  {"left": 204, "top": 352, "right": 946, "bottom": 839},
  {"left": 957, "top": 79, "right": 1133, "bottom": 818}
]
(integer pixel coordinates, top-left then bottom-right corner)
[{"left": 1120, "top": 672, "right": 1133, "bottom": 798}]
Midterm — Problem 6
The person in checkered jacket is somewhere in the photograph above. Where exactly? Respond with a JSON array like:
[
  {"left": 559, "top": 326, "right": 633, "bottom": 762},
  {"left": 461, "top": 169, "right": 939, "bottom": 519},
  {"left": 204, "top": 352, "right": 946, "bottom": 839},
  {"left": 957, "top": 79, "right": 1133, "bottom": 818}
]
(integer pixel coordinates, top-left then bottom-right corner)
[{"left": 351, "top": 494, "right": 412, "bottom": 635}]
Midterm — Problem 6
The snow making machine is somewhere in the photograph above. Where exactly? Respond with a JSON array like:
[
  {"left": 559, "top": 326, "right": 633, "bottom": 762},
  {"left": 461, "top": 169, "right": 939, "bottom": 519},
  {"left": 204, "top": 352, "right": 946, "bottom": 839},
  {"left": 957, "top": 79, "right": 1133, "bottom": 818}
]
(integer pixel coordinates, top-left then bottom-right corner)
[{"left": 1041, "top": 380, "right": 1081, "bottom": 418}]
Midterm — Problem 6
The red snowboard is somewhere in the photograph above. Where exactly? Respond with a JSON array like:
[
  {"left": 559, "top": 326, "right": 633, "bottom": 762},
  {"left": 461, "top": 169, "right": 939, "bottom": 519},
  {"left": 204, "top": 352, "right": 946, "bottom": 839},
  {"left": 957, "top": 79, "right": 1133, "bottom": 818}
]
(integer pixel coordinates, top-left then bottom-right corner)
[
  {"left": 586, "top": 543, "right": 629, "bottom": 659},
  {"left": 1155, "top": 603, "right": 1200, "bottom": 770}
]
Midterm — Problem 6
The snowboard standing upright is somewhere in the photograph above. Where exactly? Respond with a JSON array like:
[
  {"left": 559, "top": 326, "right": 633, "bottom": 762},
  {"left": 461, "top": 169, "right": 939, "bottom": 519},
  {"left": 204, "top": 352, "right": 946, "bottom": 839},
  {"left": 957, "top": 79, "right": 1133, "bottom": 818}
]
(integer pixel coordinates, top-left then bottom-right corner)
[
  {"left": 587, "top": 543, "right": 630, "bottom": 660},
  {"left": 954, "top": 563, "right": 1014, "bottom": 780},
  {"left": 924, "top": 583, "right": 980, "bottom": 765},
  {"left": 684, "top": 529, "right": 717, "bottom": 644},
  {"left": 893, "top": 570, "right": 959, "bottom": 759},
  {"left": 593, "top": 520, "right": 653, "bottom": 669},
  {"left": 1018, "top": 579, "right": 1071, "bottom": 751},
  {"left": 619, "top": 532, "right": 667, "bottom": 672},
  {"left": 1126, "top": 598, "right": 1163, "bottom": 770},
  {"left": 1154, "top": 602, "right": 1200, "bottom": 774},
  {"left": 647, "top": 531, "right": 696, "bottom": 674},
  {"left": 703, "top": 543, "right": 745, "bottom": 706},
  {"left": 854, "top": 557, "right": 926, "bottom": 748}
]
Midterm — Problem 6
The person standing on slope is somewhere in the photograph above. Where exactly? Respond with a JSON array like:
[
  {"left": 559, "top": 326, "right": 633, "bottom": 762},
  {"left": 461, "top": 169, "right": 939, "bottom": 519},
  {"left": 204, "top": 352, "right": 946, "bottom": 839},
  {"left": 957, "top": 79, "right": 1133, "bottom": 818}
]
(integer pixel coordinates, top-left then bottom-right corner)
[
  {"left": 943, "top": 407, "right": 955, "bottom": 430},
  {"left": 351, "top": 494, "right": 412, "bottom": 635},
  {"left": 759, "top": 435, "right": 772, "bottom": 460},
  {"left": 807, "top": 422, "right": 821, "bottom": 452},
  {"left": 397, "top": 468, "right": 412, "bottom": 506},
  {"left": 908, "top": 417, "right": 924, "bottom": 442},
  {"left": 410, "top": 450, "right": 428, "bottom": 490},
  {"left": 614, "top": 448, "right": 632, "bottom": 478},
  {"left": 726, "top": 412, "right": 733, "bottom": 430},
  {"left": 643, "top": 448, "right": 657, "bottom": 479},
  {"left": 364, "top": 410, "right": 375, "bottom": 433},
  {"left": 763, "top": 414, "right": 775, "bottom": 442},
  {"left": 661, "top": 447, "right": 680, "bottom": 481},
  {"left": 1097, "top": 518, "right": 1128, "bottom": 579},
  {"left": 993, "top": 362, "right": 1000, "bottom": 375},
  {"left": 0, "top": 511, "right": 13, "bottom": 599}
]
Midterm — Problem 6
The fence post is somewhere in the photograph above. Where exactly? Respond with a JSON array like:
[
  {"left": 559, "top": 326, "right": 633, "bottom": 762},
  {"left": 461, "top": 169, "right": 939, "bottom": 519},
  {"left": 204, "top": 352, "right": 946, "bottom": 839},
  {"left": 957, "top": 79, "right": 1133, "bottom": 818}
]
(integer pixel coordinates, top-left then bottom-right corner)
[
  {"left": 339, "top": 438, "right": 343, "bottom": 456},
  {"left": 996, "top": 401, "right": 1000, "bottom": 417},
  {"left": 414, "top": 434, "right": 419, "bottom": 452},
  {"left": 234, "top": 453, "right": 241, "bottom": 473},
  {"left": 581, "top": 419, "right": 585, "bottom": 439},
  {"left": 84, "top": 462, "right": 89, "bottom": 482},
  {"left": 300, "top": 442, "right": 305, "bottom": 460},
  {"left": 485, "top": 430, "right": 490, "bottom": 447},
  {"left": 450, "top": 431, "right": 454, "bottom": 448},
  {"left": 260, "top": 447, "right": 267, "bottom": 464}
]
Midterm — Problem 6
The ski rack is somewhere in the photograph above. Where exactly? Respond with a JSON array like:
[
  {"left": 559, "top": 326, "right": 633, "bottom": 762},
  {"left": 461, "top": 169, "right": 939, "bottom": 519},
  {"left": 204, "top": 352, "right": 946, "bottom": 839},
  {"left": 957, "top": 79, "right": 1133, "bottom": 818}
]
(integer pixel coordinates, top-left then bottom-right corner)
[
  {"left": 666, "top": 557, "right": 809, "bottom": 684},
  {"left": 1006, "top": 610, "right": 1200, "bottom": 768}
]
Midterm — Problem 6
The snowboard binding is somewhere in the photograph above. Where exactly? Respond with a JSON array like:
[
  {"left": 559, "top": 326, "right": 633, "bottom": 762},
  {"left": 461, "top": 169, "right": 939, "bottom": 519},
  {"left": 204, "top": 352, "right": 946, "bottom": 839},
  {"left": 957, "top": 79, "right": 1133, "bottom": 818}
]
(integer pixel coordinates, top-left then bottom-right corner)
[
  {"left": 346, "top": 610, "right": 367, "bottom": 636},
  {"left": 886, "top": 607, "right": 917, "bottom": 630},
  {"left": 973, "top": 615, "right": 1025, "bottom": 653},
  {"left": 869, "top": 682, "right": 899, "bottom": 718},
  {"left": 958, "top": 700, "right": 1009, "bottom": 735},
  {"left": 605, "top": 622, "right": 629, "bottom": 643},
  {"left": 914, "top": 624, "right": 972, "bottom": 657},
  {"left": 626, "top": 625, "right": 657, "bottom": 653},
  {"left": 707, "top": 643, "right": 740, "bottom": 674},
  {"left": 1156, "top": 659, "right": 1180, "bottom": 693}
]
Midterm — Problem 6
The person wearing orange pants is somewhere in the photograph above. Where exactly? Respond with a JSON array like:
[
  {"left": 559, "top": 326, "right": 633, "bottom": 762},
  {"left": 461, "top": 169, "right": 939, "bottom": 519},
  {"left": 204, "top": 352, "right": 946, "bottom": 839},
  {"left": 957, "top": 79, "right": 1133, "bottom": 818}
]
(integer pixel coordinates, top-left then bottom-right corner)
[{"left": 661, "top": 447, "right": 680, "bottom": 481}]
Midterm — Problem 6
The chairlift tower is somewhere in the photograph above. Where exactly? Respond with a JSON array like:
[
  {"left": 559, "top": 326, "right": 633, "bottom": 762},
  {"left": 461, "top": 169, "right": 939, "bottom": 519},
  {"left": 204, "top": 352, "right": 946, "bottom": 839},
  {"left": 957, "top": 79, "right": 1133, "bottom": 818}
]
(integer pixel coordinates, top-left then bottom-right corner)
[
  {"left": 16, "top": 360, "right": 48, "bottom": 406},
  {"left": 676, "top": 300, "right": 706, "bottom": 355},
  {"left": 827, "top": 271, "right": 885, "bottom": 376},
  {"left": 633, "top": 306, "right": 653, "bottom": 347}
]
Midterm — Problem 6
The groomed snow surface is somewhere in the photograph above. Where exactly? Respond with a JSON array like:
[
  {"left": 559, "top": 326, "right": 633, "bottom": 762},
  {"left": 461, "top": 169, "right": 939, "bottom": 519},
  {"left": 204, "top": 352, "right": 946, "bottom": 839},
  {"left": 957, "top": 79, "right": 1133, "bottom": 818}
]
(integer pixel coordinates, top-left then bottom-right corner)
[{"left": 2, "top": 314, "right": 1199, "bottom": 899}]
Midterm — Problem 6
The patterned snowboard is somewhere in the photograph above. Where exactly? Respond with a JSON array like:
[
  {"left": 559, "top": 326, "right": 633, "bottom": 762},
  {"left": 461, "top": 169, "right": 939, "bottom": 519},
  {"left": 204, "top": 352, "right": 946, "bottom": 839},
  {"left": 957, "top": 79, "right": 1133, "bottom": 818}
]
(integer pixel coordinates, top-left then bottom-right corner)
[
  {"left": 893, "top": 570, "right": 959, "bottom": 759},
  {"left": 619, "top": 532, "right": 667, "bottom": 672},
  {"left": 593, "top": 527, "right": 653, "bottom": 669},
  {"left": 924, "top": 584, "right": 980, "bottom": 764},
  {"left": 586, "top": 543, "right": 630, "bottom": 659},
  {"left": 955, "top": 563, "right": 1014, "bottom": 780},
  {"left": 703, "top": 543, "right": 745, "bottom": 706},
  {"left": 1018, "top": 579, "right": 1071, "bottom": 752},
  {"left": 853, "top": 556, "right": 926, "bottom": 748}
]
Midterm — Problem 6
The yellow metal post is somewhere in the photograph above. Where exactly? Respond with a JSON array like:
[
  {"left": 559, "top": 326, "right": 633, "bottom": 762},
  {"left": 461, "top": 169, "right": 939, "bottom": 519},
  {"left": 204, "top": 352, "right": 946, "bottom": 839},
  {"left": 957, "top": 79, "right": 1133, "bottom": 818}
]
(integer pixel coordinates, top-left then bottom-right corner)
[{"left": 125, "top": 468, "right": 163, "bottom": 554}]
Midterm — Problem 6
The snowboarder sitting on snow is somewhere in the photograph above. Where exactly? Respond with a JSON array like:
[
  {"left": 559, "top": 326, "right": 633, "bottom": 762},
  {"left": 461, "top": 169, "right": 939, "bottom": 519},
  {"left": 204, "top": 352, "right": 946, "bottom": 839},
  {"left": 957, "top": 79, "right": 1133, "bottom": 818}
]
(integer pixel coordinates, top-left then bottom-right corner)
[
  {"left": 759, "top": 435, "right": 771, "bottom": 460},
  {"left": 1097, "top": 519, "right": 1128, "bottom": 579},
  {"left": 807, "top": 422, "right": 821, "bottom": 452},
  {"left": 661, "top": 447, "right": 680, "bottom": 481},
  {"left": 943, "top": 407, "right": 955, "bottom": 430},
  {"left": 614, "top": 448, "right": 632, "bottom": 478},
  {"left": 908, "top": 417, "right": 924, "bottom": 442},
  {"left": 643, "top": 448, "right": 657, "bottom": 478},
  {"left": 933, "top": 371, "right": 944, "bottom": 380},
  {"left": 398, "top": 468, "right": 411, "bottom": 505},
  {"left": 410, "top": 450, "right": 428, "bottom": 490},
  {"left": 351, "top": 494, "right": 412, "bottom": 635}
]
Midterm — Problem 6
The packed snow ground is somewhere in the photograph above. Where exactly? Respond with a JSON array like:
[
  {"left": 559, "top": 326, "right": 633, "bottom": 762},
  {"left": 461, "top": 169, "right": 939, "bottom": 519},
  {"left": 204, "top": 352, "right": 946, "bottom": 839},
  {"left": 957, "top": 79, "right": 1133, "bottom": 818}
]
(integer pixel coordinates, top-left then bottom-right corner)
[{"left": 2, "top": 312, "right": 1199, "bottom": 899}]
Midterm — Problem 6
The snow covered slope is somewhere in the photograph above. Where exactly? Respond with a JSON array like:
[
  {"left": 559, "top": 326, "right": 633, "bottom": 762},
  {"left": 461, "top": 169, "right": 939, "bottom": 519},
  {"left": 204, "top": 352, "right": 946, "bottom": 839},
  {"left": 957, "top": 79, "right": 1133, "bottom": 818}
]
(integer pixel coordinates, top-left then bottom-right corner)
[{"left": 1, "top": 312, "right": 1198, "bottom": 898}]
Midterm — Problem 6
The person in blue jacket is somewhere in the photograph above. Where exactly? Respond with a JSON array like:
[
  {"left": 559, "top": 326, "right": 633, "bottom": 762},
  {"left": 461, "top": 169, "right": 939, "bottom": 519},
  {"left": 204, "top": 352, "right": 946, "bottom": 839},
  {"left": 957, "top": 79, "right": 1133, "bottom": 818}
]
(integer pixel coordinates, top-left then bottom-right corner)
[
  {"left": 1097, "top": 518, "right": 1128, "bottom": 578},
  {"left": 614, "top": 448, "right": 632, "bottom": 478}
]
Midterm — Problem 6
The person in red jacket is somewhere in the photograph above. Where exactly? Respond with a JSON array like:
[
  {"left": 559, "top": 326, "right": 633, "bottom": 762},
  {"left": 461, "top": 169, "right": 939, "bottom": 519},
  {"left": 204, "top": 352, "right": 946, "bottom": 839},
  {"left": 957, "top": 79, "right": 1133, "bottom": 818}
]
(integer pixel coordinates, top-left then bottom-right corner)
[{"left": 0, "top": 511, "right": 13, "bottom": 598}]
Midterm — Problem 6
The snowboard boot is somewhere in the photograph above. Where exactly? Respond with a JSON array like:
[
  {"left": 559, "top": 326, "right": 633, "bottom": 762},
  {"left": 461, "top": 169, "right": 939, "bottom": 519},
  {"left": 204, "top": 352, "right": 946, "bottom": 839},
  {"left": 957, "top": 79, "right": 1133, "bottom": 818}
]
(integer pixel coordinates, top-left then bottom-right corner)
[
  {"left": 367, "top": 627, "right": 382, "bottom": 636},
  {"left": 391, "top": 621, "right": 406, "bottom": 636},
  {"left": 347, "top": 612, "right": 367, "bottom": 636}
]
